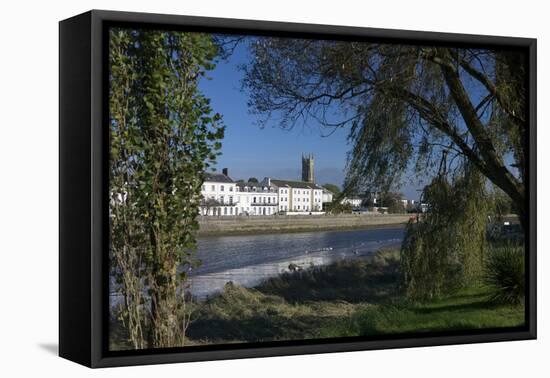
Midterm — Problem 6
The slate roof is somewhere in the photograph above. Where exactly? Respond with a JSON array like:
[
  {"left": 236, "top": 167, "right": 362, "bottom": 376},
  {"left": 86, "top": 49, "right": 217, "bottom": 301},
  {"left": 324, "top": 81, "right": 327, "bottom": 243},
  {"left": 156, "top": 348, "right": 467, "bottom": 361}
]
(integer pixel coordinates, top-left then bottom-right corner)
[
  {"left": 270, "top": 179, "right": 323, "bottom": 190},
  {"left": 235, "top": 181, "right": 277, "bottom": 192},
  {"left": 204, "top": 172, "right": 233, "bottom": 183}
]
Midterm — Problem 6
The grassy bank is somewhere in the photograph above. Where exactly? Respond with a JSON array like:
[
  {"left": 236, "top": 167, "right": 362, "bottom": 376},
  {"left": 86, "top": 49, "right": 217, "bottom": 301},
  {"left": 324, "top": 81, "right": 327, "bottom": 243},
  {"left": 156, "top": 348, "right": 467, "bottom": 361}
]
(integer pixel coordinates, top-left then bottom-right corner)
[
  {"left": 315, "top": 286, "right": 524, "bottom": 339},
  {"left": 110, "top": 248, "right": 525, "bottom": 349},
  {"left": 185, "top": 249, "right": 524, "bottom": 345}
]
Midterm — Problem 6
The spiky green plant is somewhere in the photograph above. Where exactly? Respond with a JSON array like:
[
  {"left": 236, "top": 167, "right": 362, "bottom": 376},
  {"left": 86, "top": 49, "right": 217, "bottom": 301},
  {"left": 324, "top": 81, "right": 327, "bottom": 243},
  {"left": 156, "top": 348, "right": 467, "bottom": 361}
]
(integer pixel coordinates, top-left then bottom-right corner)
[{"left": 484, "top": 244, "right": 525, "bottom": 306}]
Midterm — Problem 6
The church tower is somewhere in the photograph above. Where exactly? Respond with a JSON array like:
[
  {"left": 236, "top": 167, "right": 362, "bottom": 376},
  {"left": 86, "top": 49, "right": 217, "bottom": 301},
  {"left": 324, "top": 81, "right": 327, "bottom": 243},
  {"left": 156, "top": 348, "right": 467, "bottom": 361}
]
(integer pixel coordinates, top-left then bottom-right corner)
[{"left": 301, "top": 153, "right": 314, "bottom": 183}]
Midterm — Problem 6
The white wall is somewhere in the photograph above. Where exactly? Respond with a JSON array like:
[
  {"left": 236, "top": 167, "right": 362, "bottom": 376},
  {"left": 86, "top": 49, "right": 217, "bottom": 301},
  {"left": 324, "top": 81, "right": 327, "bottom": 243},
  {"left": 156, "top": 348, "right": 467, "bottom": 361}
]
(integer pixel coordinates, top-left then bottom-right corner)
[
  {"left": 0, "top": 1, "right": 546, "bottom": 377},
  {"left": 201, "top": 180, "right": 239, "bottom": 215},
  {"left": 278, "top": 187, "right": 290, "bottom": 211}
]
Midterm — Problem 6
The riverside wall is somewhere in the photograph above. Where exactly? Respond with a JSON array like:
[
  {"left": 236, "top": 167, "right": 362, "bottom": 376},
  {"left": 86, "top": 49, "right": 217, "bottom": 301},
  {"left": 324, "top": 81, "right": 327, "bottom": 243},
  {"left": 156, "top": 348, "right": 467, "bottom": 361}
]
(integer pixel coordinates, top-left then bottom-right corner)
[{"left": 197, "top": 213, "right": 411, "bottom": 236}]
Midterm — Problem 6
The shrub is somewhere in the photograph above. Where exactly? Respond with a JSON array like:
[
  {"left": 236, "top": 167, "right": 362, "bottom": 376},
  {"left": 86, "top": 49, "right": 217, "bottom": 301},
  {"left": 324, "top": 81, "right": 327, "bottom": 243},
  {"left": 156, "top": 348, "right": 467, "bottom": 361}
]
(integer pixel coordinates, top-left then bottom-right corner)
[
  {"left": 483, "top": 244, "right": 525, "bottom": 305},
  {"left": 401, "top": 168, "right": 489, "bottom": 302}
]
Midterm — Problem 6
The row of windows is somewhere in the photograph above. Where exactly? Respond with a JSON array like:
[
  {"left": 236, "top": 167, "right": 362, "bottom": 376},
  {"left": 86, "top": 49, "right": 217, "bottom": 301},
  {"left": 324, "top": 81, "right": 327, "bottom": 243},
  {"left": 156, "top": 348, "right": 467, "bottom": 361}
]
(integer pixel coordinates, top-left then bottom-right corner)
[
  {"left": 203, "top": 185, "right": 322, "bottom": 200},
  {"left": 202, "top": 206, "right": 277, "bottom": 216},
  {"left": 201, "top": 203, "right": 323, "bottom": 215},
  {"left": 238, "top": 187, "right": 276, "bottom": 193},
  {"left": 207, "top": 195, "right": 322, "bottom": 205},
  {"left": 252, "top": 196, "right": 277, "bottom": 204},
  {"left": 208, "top": 195, "right": 319, "bottom": 205},
  {"left": 202, "top": 184, "right": 235, "bottom": 192},
  {"left": 203, "top": 184, "right": 281, "bottom": 193},
  {"left": 203, "top": 185, "right": 323, "bottom": 194}
]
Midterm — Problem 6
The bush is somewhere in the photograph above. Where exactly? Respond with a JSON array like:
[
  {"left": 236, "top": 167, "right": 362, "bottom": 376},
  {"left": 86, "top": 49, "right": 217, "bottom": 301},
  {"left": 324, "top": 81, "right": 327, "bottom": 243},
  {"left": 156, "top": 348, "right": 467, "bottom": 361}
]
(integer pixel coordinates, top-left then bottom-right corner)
[
  {"left": 401, "top": 168, "right": 488, "bottom": 302},
  {"left": 483, "top": 244, "right": 525, "bottom": 305}
]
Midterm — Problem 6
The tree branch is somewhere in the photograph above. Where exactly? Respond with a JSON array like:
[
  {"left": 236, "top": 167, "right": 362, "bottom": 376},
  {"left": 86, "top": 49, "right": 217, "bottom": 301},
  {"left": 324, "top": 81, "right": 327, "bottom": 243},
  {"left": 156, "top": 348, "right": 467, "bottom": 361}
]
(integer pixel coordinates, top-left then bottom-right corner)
[{"left": 435, "top": 48, "right": 525, "bottom": 205}]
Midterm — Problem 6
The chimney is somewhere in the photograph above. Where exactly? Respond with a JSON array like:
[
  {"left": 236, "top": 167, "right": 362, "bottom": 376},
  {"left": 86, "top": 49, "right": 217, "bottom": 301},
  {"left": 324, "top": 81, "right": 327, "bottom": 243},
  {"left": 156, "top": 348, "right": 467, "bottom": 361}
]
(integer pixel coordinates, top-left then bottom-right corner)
[{"left": 222, "top": 168, "right": 228, "bottom": 176}]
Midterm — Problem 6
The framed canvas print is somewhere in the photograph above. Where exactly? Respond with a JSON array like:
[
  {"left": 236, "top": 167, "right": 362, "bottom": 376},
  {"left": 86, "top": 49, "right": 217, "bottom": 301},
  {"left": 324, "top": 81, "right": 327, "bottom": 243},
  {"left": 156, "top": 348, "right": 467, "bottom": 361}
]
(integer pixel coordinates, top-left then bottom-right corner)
[{"left": 59, "top": 10, "right": 536, "bottom": 368}]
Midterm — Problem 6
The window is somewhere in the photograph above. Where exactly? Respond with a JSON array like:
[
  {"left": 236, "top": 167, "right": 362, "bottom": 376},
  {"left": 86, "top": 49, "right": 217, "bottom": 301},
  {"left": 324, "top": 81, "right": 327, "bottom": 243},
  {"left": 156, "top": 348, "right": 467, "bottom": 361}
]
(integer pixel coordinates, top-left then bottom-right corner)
[
  {"left": 229, "top": 196, "right": 233, "bottom": 204},
  {"left": 253, "top": 197, "right": 257, "bottom": 203},
  {"left": 229, "top": 186, "right": 233, "bottom": 192},
  {"left": 202, "top": 185, "right": 206, "bottom": 191},
  {"left": 220, "top": 195, "right": 224, "bottom": 203},
  {"left": 224, "top": 207, "right": 227, "bottom": 215},
  {"left": 220, "top": 185, "right": 224, "bottom": 192},
  {"left": 211, "top": 185, "right": 215, "bottom": 191},
  {"left": 268, "top": 197, "right": 271, "bottom": 203}
]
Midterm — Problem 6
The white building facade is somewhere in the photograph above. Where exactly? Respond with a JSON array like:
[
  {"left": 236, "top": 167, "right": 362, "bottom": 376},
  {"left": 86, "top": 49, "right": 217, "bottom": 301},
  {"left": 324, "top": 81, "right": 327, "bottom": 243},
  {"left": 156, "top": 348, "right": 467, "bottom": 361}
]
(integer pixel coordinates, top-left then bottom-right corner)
[
  {"left": 269, "top": 178, "right": 323, "bottom": 213},
  {"left": 199, "top": 171, "right": 324, "bottom": 216},
  {"left": 200, "top": 171, "right": 239, "bottom": 216},
  {"left": 341, "top": 197, "right": 363, "bottom": 208}
]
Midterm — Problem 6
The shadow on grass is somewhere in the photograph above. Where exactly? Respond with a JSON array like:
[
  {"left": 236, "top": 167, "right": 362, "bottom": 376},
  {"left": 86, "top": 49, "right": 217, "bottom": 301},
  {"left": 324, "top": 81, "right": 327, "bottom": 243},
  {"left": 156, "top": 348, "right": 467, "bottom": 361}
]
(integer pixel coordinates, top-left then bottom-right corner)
[
  {"left": 411, "top": 298, "right": 500, "bottom": 315},
  {"left": 188, "top": 314, "right": 332, "bottom": 342}
]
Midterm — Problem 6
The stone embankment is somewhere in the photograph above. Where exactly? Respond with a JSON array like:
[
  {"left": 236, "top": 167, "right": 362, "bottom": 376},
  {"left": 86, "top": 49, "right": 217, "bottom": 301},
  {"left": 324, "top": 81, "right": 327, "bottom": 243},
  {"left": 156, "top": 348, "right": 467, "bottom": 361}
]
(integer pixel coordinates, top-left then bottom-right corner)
[{"left": 197, "top": 213, "right": 411, "bottom": 236}]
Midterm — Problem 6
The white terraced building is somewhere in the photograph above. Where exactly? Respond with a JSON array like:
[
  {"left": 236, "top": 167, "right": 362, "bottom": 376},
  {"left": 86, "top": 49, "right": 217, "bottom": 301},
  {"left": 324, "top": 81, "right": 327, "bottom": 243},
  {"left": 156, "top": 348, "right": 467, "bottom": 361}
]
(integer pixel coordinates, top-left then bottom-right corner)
[{"left": 200, "top": 161, "right": 324, "bottom": 216}]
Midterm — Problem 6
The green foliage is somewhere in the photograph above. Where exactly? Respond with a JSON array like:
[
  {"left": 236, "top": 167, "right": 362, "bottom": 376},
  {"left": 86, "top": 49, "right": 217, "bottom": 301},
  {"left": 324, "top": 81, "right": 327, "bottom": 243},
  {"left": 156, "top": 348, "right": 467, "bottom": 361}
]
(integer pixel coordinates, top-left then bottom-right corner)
[
  {"left": 316, "top": 287, "right": 524, "bottom": 338},
  {"left": 483, "top": 243, "right": 525, "bottom": 306},
  {"left": 379, "top": 192, "right": 406, "bottom": 213},
  {"left": 488, "top": 188, "right": 515, "bottom": 221},
  {"left": 401, "top": 166, "right": 489, "bottom": 302},
  {"left": 322, "top": 183, "right": 341, "bottom": 195},
  {"left": 109, "top": 28, "right": 224, "bottom": 348},
  {"left": 324, "top": 201, "right": 352, "bottom": 214},
  {"left": 243, "top": 39, "right": 526, "bottom": 226},
  {"left": 247, "top": 177, "right": 259, "bottom": 183}
]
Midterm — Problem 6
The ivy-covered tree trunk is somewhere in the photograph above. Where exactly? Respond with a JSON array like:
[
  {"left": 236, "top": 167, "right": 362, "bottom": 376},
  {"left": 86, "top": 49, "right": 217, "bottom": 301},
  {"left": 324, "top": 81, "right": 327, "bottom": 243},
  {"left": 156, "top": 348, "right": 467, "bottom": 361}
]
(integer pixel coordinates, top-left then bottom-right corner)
[{"left": 109, "top": 28, "right": 224, "bottom": 349}]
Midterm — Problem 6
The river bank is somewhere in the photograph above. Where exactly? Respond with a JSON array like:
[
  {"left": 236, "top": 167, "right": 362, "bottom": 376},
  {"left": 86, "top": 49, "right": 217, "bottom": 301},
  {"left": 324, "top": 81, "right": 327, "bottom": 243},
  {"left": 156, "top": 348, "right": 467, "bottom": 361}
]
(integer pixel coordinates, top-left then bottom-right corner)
[
  {"left": 197, "top": 213, "right": 410, "bottom": 237},
  {"left": 184, "top": 249, "right": 524, "bottom": 346},
  {"left": 188, "top": 227, "right": 404, "bottom": 299},
  {"left": 109, "top": 247, "right": 525, "bottom": 350}
]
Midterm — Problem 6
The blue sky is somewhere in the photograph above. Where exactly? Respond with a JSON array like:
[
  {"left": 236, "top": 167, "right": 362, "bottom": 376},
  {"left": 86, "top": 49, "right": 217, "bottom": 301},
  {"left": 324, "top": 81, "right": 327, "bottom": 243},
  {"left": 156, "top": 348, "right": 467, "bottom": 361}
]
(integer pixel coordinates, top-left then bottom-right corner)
[
  {"left": 199, "top": 42, "right": 351, "bottom": 188},
  {"left": 198, "top": 40, "right": 429, "bottom": 200}
]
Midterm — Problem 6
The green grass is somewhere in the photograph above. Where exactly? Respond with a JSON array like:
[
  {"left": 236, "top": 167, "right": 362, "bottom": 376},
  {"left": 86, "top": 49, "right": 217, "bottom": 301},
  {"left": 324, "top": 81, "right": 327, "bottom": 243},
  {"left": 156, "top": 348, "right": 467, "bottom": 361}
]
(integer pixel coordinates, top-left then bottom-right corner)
[
  {"left": 110, "top": 249, "right": 525, "bottom": 348},
  {"left": 186, "top": 283, "right": 363, "bottom": 344},
  {"left": 314, "top": 286, "right": 525, "bottom": 339},
  {"left": 184, "top": 250, "right": 524, "bottom": 345}
]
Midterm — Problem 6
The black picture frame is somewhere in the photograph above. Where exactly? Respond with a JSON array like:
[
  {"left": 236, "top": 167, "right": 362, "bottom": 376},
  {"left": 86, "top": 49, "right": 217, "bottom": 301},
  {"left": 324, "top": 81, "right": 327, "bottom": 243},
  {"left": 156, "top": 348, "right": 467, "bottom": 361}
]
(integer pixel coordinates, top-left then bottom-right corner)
[{"left": 59, "top": 9, "right": 537, "bottom": 368}]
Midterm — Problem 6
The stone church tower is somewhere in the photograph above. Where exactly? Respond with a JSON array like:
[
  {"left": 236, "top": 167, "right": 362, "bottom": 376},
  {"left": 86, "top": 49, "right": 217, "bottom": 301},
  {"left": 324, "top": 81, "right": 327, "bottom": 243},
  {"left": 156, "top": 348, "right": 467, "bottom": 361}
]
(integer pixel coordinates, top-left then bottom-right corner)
[{"left": 301, "top": 153, "right": 315, "bottom": 183}]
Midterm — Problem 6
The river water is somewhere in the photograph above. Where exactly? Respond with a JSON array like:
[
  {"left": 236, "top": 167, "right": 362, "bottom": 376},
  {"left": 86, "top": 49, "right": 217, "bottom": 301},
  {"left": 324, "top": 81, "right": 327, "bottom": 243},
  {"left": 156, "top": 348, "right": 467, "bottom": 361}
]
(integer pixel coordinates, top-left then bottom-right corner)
[{"left": 186, "top": 227, "right": 404, "bottom": 299}]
